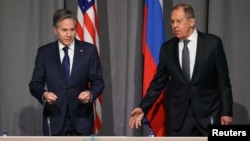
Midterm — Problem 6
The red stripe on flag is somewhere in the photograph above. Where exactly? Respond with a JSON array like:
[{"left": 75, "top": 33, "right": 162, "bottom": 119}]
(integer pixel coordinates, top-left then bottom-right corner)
[
  {"left": 76, "top": 21, "right": 84, "bottom": 41},
  {"left": 93, "top": 100, "right": 102, "bottom": 134},
  {"left": 93, "top": 6, "right": 99, "bottom": 36},
  {"left": 84, "top": 13, "right": 96, "bottom": 45}
]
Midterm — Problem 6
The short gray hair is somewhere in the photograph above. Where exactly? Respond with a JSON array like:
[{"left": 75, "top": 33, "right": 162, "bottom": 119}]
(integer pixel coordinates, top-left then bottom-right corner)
[{"left": 53, "top": 9, "right": 77, "bottom": 28}]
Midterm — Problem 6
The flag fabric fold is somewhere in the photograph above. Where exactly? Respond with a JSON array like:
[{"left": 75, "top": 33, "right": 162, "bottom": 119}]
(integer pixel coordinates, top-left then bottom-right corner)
[
  {"left": 76, "top": 0, "right": 102, "bottom": 135},
  {"left": 142, "top": 0, "right": 166, "bottom": 136}
]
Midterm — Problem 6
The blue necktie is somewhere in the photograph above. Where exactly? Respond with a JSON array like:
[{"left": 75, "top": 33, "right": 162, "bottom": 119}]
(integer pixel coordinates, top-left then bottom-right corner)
[
  {"left": 62, "top": 47, "right": 70, "bottom": 84},
  {"left": 182, "top": 40, "right": 190, "bottom": 81}
]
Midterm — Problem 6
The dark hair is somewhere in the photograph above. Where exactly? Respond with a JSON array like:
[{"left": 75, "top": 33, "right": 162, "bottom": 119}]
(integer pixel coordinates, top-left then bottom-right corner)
[
  {"left": 53, "top": 9, "right": 77, "bottom": 28},
  {"left": 172, "top": 4, "right": 195, "bottom": 19}
]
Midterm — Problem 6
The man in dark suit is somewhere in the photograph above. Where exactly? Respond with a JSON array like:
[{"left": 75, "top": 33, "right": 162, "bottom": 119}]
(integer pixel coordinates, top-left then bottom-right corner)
[
  {"left": 29, "top": 9, "right": 104, "bottom": 136},
  {"left": 129, "top": 3, "right": 233, "bottom": 136}
]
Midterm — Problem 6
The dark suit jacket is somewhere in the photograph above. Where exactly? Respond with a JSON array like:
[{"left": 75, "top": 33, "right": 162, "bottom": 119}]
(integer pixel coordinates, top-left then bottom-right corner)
[
  {"left": 139, "top": 31, "right": 233, "bottom": 135},
  {"left": 29, "top": 39, "right": 104, "bottom": 135}
]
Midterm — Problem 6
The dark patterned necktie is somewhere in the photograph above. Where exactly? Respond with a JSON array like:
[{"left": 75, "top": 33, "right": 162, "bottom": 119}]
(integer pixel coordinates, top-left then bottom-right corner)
[
  {"left": 182, "top": 40, "right": 190, "bottom": 81},
  {"left": 62, "top": 47, "right": 70, "bottom": 84}
]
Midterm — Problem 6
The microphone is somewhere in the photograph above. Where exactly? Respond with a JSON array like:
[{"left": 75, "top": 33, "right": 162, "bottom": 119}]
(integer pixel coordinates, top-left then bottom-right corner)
[
  {"left": 210, "top": 116, "right": 214, "bottom": 125},
  {"left": 47, "top": 117, "right": 52, "bottom": 136}
]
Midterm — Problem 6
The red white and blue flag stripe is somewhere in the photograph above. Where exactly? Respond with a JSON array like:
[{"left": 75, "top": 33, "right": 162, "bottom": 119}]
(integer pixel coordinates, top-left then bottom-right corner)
[
  {"left": 142, "top": 0, "right": 166, "bottom": 136},
  {"left": 76, "top": 0, "right": 102, "bottom": 135}
]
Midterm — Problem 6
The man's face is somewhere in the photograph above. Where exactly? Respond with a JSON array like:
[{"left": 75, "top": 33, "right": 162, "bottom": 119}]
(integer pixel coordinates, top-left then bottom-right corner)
[
  {"left": 170, "top": 7, "right": 195, "bottom": 40},
  {"left": 54, "top": 18, "right": 76, "bottom": 46}
]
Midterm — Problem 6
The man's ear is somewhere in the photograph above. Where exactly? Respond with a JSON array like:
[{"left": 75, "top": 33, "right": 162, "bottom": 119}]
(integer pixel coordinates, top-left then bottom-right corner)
[
  {"left": 53, "top": 27, "right": 57, "bottom": 35},
  {"left": 189, "top": 18, "right": 195, "bottom": 28}
]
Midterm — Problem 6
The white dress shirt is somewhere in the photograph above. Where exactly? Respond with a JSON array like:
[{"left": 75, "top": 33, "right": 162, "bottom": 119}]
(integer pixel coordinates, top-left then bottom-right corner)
[{"left": 58, "top": 41, "right": 75, "bottom": 75}]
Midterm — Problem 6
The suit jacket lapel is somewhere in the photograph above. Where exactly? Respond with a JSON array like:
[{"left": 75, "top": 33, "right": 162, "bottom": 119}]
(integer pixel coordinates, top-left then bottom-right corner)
[
  {"left": 191, "top": 31, "right": 203, "bottom": 82},
  {"left": 174, "top": 40, "right": 183, "bottom": 74},
  {"left": 50, "top": 41, "right": 68, "bottom": 85},
  {"left": 70, "top": 40, "right": 85, "bottom": 84}
]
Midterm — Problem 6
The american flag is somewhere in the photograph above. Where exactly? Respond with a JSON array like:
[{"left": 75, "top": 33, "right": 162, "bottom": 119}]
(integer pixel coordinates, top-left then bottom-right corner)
[{"left": 76, "top": 0, "right": 102, "bottom": 135}]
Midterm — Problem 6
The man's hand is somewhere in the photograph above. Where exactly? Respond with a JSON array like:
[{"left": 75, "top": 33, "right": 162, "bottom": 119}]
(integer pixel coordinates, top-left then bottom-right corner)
[
  {"left": 129, "top": 107, "right": 144, "bottom": 129},
  {"left": 221, "top": 116, "right": 233, "bottom": 125},
  {"left": 43, "top": 92, "right": 58, "bottom": 104},
  {"left": 78, "top": 90, "right": 92, "bottom": 103}
]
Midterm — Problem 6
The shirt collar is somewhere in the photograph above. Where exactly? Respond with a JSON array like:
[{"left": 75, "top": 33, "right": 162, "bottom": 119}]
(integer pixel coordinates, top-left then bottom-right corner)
[
  {"left": 180, "top": 29, "right": 198, "bottom": 43},
  {"left": 58, "top": 40, "right": 75, "bottom": 51}
]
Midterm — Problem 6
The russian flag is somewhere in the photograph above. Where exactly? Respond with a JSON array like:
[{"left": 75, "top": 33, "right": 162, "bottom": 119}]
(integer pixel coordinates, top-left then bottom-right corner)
[{"left": 142, "top": 0, "right": 166, "bottom": 136}]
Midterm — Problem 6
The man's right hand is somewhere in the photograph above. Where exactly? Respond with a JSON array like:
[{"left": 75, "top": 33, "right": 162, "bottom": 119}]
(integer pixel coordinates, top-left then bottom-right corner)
[
  {"left": 43, "top": 92, "right": 58, "bottom": 104},
  {"left": 129, "top": 107, "right": 144, "bottom": 129}
]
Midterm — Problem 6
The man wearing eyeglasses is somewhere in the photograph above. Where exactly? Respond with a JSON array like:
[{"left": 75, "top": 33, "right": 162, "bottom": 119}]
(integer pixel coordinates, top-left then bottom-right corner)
[{"left": 129, "top": 3, "right": 233, "bottom": 136}]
